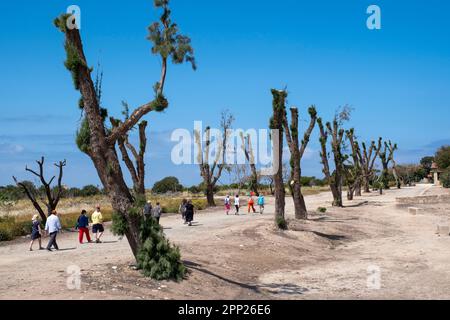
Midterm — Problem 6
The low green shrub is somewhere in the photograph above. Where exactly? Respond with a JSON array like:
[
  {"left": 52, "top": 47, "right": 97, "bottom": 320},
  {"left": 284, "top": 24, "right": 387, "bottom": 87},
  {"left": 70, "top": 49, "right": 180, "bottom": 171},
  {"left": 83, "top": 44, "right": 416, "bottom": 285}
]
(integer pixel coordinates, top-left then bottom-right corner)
[
  {"left": 441, "top": 169, "right": 450, "bottom": 188},
  {"left": 275, "top": 216, "right": 288, "bottom": 230},
  {"left": 317, "top": 207, "right": 327, "bottom": 213},
  {"left": 137, "top": 216, "right": 185, "bottom": 281}
]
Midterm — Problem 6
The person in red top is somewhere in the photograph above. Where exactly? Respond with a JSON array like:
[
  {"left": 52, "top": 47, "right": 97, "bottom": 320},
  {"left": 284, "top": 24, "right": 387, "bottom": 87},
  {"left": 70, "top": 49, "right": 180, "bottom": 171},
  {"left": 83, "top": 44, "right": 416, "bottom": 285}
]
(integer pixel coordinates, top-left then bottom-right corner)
[
  {"left": 248, "top": 196, "right": 256, "bottom": 213},
  {"left": 76, "top": 210, "right": 92, "bottom": 244}
]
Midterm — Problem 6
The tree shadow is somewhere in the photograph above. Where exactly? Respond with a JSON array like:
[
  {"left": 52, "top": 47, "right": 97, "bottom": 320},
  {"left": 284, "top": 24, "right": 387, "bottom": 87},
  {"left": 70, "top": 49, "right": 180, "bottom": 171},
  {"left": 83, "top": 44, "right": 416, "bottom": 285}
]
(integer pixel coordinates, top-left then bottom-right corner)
[
  {"left": 308, "top": 216, "right": 358, "bottom": 223},
  {"left": 311, "top": 231, "right": 346, "bottom": 241},
  {"left": 344, "top": 201, "right": 369, "bottom": 208},
  {"left": 183, "top": 260, "right": 261, "bottom": 293}
]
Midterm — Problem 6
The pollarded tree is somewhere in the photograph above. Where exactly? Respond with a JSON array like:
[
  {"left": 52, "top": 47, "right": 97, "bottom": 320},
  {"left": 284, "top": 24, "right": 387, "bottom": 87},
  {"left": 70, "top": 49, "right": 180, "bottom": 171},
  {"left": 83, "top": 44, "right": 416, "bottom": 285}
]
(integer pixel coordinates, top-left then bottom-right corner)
[
  {"left": 280, "top": 102, "right": 317, "bottom": 220},
  {"left": 387, "top": 141, "right": 400, "bottom": 189},
  {"left": 345, "top": 129, "right": 361, "bottom": 200},
  {"left": 13, "top": 157, "right": 66, "bottom": 223},
  {"left": 270, "top": 89, "right": 287, "bottom": 228},
  {"left": 345, "top": 128, "right": 363, "bottom": 198},
  {"left": 379, "top": 140, "right": 398, "bottom": 189},
  {"left": 54, "top": 0, "right": 196, "bottom": 277},
  {"left": 317, "top": 107, "right": 351, "bottom": 207},
  {"left": 240, "top": 133, "right": 259, "bottom": 195},
  {"left": 195, "top": 110, "right": 234, "bottom": 206},
  {"left": 359, "top": 138, "right": 382, "bottom": 193}
]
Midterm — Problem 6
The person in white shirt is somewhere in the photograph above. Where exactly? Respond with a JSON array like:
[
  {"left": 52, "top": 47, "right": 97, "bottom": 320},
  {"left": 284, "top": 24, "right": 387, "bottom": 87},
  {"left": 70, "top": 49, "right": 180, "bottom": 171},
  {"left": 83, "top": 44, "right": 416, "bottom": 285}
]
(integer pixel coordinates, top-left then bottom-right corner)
[
  {"left": 45, "top": 210, "right": 62, "bottom": 252},
  {"left": 234, "top": 195, "right": 240, "bottom": 215},
  {"left": 224, "top": 195, "right": 231, "bottom": 215}
]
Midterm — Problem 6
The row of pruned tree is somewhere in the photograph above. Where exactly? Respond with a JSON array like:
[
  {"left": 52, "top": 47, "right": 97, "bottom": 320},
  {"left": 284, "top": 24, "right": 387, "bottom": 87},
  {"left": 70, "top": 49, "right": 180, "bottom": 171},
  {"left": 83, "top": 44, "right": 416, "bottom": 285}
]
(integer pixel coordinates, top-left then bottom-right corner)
[{"left": 270, "top": 89, "right": 399, "bottom": 227}]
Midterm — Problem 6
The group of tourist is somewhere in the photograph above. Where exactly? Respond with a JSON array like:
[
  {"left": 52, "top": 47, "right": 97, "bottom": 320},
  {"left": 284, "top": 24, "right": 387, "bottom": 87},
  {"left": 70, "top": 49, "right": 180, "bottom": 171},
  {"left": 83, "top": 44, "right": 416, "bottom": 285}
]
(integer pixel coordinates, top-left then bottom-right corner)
[
  {"left": 143, "top": 201, "right": 162, "bottom": 224},
  {"left": 29, "top": 204, "right": 106, "bottom": 252},
  {"left": 28, "top": 193, "right": 266, "bottom": 252},
  {"left": 224, "top": 193, "right": 265, "bottom": 215}
]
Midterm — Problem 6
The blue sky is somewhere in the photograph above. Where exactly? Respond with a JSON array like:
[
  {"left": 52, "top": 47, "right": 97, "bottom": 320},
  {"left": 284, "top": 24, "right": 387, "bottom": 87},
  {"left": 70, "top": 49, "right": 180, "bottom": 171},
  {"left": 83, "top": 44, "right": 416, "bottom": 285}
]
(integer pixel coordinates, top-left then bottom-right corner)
[{"left": 1, "top": 0, "right": 449, "bottom": 187}]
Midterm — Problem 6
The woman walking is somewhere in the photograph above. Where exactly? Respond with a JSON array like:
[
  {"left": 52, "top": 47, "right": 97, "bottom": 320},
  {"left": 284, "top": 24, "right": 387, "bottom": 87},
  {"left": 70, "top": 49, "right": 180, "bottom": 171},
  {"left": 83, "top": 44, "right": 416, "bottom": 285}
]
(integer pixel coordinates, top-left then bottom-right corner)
[
  {"left": 224, "top": 195, "right": 231, "bottom": 215},
  {"left": 185, "top": 200, "right": 195, "bottom": 226},
  {"left": 29, "top": 215, "right": 43, "bottom": 251},
  {"left": 248, "top": 196, "right": 256, "bottom": 213},
  {"left": 234, "top": 195, "right": 240, "bottom": 215},
  {"left": 179, "top": 199, "right": 188, "bottom": 223}
]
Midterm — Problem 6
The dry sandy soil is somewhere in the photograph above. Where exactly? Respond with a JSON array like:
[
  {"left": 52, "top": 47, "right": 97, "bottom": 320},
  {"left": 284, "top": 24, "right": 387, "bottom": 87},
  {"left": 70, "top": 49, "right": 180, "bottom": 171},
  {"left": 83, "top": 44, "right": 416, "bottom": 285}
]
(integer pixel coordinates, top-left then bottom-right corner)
[{"left": 1, "top": 185, "right": 450, "bottom": 300}]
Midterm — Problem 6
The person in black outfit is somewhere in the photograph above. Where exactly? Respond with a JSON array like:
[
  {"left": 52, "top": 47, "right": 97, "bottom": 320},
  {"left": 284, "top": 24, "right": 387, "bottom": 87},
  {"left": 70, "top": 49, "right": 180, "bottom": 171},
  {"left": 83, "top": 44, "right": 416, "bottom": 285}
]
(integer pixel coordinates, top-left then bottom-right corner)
[{"left": 184, "top": 200, "right": 195, "bottom": 226}]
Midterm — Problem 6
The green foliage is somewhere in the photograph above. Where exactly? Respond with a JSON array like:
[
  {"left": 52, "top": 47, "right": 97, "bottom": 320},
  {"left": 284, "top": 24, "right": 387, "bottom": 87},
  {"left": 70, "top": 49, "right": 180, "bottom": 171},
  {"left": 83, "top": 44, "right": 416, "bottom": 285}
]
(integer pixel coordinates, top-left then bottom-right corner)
[
  {"left": 317, "top": 207, "right": 327, "bottom": 213},
  {"left": 148, "top": 0, "right": 196, "bottom": 71},
  {"left": 76, "top": 117, "right": 91, "bottom": 154},
  {"left": 54, "top": 14, "right": 87, "bottom": 91},
  {"left": 308, "top": 106, "right": 317, "bottom": 118},
  {"left": 137, "top": 217, "right": 186, "bottom": 281},
  {"left": 151, "top": 94, "right": 169, "bottom": 112},
  {"left": 275, "top": 216, "right": 288, "bottom": 230},
  {"left": 420, "top": 156, "right": 434, "bottom": 173},
  {"left": 53, "top": 14, "right": 71, "bottom": 33},
  {"left": 0, "top": 183, "right": 35, "bottom": 201},
  {"left": 396, "top": 164, "right": 427, "bottom": 184},
  {"left": 111, "top": 212, "right": 129, "bottom": 236},
  {"left": 152, "top": 177, "right": 183, "bottom": 194},
  {"left": 64, "top": 42, "right": 86, "bottom": 91},
  {"left": 441, "top": 169, "right": 450, "bottom": 188},
  {"left": 79, "top": 185, "right": 102, "bottom": 197},
  {"left": 188, "top": 185, "right": 201, "bottom": 194},
  {"left": 435, "top": 146, "right": 450, "bottom": 170}
]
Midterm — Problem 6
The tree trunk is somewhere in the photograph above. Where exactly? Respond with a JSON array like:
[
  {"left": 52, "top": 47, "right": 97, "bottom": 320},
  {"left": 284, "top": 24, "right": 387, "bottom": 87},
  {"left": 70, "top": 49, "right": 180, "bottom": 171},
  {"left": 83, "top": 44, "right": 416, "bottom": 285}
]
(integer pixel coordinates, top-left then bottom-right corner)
[
  {"left": 271, "top": 90, "right": 286, "bottom": 221},
  {"left": 347, "top": 188, "right": 354, "bottom": 201},
  {"left": 249, "top": 163, "right": 259, "bottom": 195},
  {"left": 292, "top": 166, "right": 307, "bottom": 219},
  {"left": 363, "top": 178, "right": 371, "bottom": 193},
  {"left": 206, "top": 184, "right": 216, "bottom": 207},
  {"left": 330, "top": 183, "right": 343, "bottom": 207},
  {"left": 355, "top": 180, "right": 362, "bottom": 197}
]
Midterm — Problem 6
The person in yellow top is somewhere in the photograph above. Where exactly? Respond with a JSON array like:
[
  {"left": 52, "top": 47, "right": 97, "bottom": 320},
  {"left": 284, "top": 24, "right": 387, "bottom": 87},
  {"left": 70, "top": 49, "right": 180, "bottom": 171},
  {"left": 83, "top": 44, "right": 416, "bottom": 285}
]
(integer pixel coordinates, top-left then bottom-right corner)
[{"left": 91, "top": 205, "right": 104, "bottom": 243}]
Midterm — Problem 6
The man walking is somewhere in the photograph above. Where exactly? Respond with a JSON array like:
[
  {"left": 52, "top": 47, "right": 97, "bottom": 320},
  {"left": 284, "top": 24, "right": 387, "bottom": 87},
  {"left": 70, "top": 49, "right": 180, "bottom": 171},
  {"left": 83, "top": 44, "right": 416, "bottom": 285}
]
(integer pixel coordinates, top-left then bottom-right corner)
[
  {"left": 152, "top": 202, "right": 162, "bottom": 224},
  {"left": 143, "top": 200, "right": 153, "bottom": 220},
  {"left": 45, "top": 210, "right": 62, "bottom": 252},
  {"left": 91, "top": 205, "right": 104, "bottom": 243}
]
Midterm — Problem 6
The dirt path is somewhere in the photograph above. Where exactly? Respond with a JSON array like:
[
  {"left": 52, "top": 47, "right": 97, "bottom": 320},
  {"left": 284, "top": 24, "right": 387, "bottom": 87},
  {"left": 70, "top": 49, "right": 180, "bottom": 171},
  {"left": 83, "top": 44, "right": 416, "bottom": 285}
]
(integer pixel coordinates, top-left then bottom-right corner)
[{"left": 1, "top": 185, "right": 450, "bottom": 300}]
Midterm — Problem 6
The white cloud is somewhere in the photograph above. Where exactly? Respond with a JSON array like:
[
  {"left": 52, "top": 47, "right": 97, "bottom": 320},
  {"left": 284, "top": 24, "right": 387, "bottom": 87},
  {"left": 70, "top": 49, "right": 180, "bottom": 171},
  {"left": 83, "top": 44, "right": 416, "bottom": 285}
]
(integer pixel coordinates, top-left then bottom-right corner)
[{"left": 0, "top": 143, "right": 25, "bottom": 155}]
